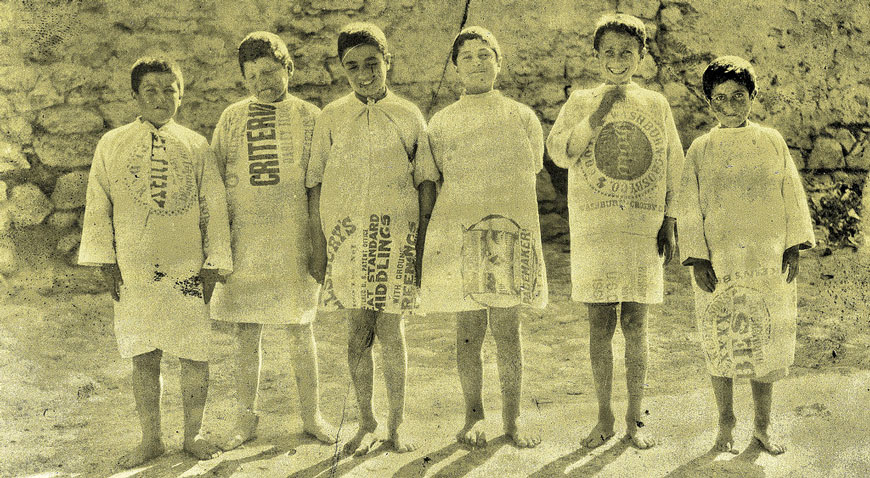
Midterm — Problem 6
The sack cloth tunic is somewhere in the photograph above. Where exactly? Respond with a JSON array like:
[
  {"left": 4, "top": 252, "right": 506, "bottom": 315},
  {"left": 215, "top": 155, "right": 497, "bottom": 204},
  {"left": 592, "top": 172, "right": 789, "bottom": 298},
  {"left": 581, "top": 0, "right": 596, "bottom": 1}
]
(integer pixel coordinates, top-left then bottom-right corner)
[
  {"left": 421, "top": 90, "right": 548, "bottom": 312},
  {"left": 677, "top": 122, "right": 815, "bottom": 380},
  {"left": 306, "top": 91, "right": 439, "bottom": 314},
  {"left": 209, "top": 95, "right": 320, "bottom": 324},
  {"left": 79, "top": 119, "right": 232, "bottom": 360},
  {"left": 547, "top": 83, "right": 684, "bottom": 304}
]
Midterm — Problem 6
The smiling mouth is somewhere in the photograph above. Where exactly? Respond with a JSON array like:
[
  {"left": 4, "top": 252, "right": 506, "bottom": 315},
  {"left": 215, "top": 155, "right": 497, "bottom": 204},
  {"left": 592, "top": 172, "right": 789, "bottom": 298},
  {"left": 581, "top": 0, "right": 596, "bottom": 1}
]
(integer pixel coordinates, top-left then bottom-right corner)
[{"left": 608, "top": 67, "right": 628, "bottom": 75}]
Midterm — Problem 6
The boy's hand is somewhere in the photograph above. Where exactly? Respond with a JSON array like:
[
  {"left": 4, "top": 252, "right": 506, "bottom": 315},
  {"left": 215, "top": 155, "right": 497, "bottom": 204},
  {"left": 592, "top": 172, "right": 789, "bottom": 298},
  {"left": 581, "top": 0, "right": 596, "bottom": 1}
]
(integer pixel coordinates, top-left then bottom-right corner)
[
  {"left": 782, "top": 245, "right": 800, "bottom": 283},
  {"left": 199, "top": 268, "right": 225, "bottom": 304},
  {"left": 100, "top": 263, "right": 123, "bottom": 301},
  {"left": 309, "top": 248, "right": 327, "bottom": 284},
  {"left": 692, "top": 260, "right": 717, "bottom": 293},
  {"left": 657, "top": 216, "right": 676, "bottom": 265},
  {"left": 589, "top": 86, "right": 625, "bottom": 129}
]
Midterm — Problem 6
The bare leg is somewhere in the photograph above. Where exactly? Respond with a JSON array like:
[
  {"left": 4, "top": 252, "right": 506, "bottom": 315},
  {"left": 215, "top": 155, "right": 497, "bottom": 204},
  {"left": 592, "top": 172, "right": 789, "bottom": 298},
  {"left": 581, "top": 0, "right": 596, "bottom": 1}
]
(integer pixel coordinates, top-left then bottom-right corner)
[
  {"left": 621, "top": 302, "right": 655, "bottom": 449},
  {"left": 376, "top": 312, "right": 416, "bottom": 452},
  {"left": 490, "top": 306, "right": 539, "bottom": 448},
  {"left": 344, "top": 309, "right": 380, "bottom": 456},
  {"left": 710, "top": 375, "right": 737, "bottom": 454},
  {"left": 751, "top": 379, "right": 785, "bottom": 454},
  {"left": 456, "top": 309, "right": 488, "bottom": 448},
  {"left": 287, "top": 322, "right": 337, "bottom": 444},
  {"left": 222, "top": 322, "right": 262, "bottom": 451},
  {"left": 179, "top": 358, "right": 220, "bottom": 460},
  {"left": 582, "top": 303, "right": 617, "bottom": 448},
  {"left": 118, "top": 349, "right": 165, "bottom": 468}
]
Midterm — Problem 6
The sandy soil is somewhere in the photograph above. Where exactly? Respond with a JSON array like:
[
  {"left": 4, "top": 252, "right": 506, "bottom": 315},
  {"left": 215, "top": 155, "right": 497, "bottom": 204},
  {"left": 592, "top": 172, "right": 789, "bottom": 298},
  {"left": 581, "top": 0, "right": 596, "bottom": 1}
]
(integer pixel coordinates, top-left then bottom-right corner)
[{"left": 1, "top": 244, "right": 868, "bottom": 477}]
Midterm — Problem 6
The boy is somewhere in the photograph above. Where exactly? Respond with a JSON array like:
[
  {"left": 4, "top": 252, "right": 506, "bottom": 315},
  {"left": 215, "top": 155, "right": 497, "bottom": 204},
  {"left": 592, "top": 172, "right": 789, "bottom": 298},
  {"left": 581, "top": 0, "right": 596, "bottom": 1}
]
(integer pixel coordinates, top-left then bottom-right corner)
[
  {"left": 420, "top": 26, "right": 547, "bottom": 449},
  {"left": 209, "top": 31, "right": 336, "bottom": 450},
  {"left": 546, "top": 13, "right": 684, "bottom": 449},
  {"left": 306, "top": 22, "right": 438, "bottom": 455},
  {"left": 676, "top": 56, "right": 814, "bottom": 455},
  {"left": 79, "top": 57, "right": 231, "bottom": 466}
]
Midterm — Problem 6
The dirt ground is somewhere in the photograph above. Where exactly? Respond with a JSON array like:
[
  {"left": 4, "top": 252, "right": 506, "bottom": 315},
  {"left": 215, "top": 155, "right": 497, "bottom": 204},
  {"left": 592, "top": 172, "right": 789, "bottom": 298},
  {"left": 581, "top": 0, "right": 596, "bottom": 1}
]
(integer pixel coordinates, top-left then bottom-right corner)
[{"left": 1, "top": 243, "right": 868, "bottom": 477}]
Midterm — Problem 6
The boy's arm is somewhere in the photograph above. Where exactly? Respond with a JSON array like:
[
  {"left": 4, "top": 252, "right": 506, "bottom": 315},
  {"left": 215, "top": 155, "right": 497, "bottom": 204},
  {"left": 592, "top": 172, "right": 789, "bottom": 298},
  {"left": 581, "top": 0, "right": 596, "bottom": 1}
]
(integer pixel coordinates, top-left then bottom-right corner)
[
  {"left": 307, "top": 184, "right": 327, "bottom": 283},
  {"left": 523, "top": 107, "right": 545, "bottom": 172},
  {"left": 778, "top": 133, "right": 815, "bottom": 251},
  {"left": 416, "top": 180, "right": 436, "bottom": 288},
  {"left": 410, "top": 113, "right": 441, "bottom": 287},
  {"left": 196, "top": 142, "right": 233, "bottom": 276},
  {"left": 209, "top": 110, "right": 230, "bottom": 180},
  {"left": 675, "top": 140, "right": 712, "bottom": 267},
  {"left": 662, "top": 97, "right": 686, "bottom": 219},
  {"left": 547, "top": 92, "right": 586, "bottom": 169}
]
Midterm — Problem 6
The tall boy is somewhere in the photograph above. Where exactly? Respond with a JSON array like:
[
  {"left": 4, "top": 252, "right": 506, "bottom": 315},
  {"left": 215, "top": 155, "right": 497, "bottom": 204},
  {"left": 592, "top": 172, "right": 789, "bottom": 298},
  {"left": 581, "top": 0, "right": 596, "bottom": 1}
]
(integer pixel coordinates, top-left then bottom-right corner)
[
  {"left": 210, "top": 31, "right": 336, "bottom": 450},
  {"left": 79, "top": 57, "right": 231, "bottom": 466},
  {"left": 547, "top": 14, "right": 684, "bottom": 449},
  {"left": 306, "top": 22, "right": 438, "bottom": 455}
]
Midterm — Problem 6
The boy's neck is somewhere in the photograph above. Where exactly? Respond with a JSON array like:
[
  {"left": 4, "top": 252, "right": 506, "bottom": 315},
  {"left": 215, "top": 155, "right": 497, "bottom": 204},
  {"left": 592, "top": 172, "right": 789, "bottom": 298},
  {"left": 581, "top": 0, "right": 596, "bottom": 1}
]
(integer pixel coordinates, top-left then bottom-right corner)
[
  {"left": 141, "top": 117, "right": 171, "bottom": 129},
  {"left": 355, "top": 86, "right": 387, "bottom": 104}
]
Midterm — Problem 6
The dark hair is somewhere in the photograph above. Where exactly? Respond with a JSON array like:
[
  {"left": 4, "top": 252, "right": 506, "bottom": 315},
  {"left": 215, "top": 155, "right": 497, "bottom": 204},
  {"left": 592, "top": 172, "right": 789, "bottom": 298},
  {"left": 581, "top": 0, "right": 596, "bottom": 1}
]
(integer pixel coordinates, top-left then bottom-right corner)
[
  {"left": 238, "top": 31, "right": 294, "bottom": 77},
  {"left": 451, "top": 26, "right": 501, "bottom": 65},
  {"left": 702, "top": 56, "right": 757, "bottom": 100},
  {"left": 593, "top": 13, "right": 647, "bottom": 53},
  {"left": 130, "top": 56, "right": 183, "bottom": 96},
  {"left": 337, "top": 22, "right": 388, "bottom": 61}
]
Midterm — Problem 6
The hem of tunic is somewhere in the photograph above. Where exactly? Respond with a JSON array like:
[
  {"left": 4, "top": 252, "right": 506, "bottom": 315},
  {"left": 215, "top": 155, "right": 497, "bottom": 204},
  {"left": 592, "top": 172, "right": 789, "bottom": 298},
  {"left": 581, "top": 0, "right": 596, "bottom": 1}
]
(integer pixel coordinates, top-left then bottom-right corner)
[
  {"left": 708, "top": 367, "right": 789, "bottom": 383},
  {"left": 211, "top": 308, "right": 316, "bottom": 325}
]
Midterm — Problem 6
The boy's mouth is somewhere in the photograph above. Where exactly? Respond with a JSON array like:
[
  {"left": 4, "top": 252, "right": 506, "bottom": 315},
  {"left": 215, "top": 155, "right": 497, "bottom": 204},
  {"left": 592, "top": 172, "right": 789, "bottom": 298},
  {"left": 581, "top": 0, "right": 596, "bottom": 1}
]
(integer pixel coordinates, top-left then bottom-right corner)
[{"left": 607, "top": 67, "right": 628, "bottom": 75}]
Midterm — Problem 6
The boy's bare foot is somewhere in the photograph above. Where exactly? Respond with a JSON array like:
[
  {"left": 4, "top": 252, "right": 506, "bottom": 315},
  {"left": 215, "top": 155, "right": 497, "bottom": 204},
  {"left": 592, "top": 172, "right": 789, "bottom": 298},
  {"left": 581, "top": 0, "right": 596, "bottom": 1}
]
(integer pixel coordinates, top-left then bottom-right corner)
[
  {"left": 753, "top": 426, "right": 786, "bottom": 455},
  {"left": 221, "top": 411, "right": 259, "bottom": 451},
  {"left": 184, "top": 435, "right": 221, "bottom": 460},
  {"left": 456, "top": 418, "right": 487, "bottom": 448},
  {"left": 388, "top": 424, "right": 418, "bottom": 453},
  {"left": 344, "top": 423, "right": 380, "bottom": 456},
  {"left": 303, "top": 415, "right": 339, "bottom": 444},
  {"left": 625, "top": 425, "right": 657, "bottom": 449},
  {"left": 581, "top": 417, "right": 615, "bottom": 448},
  {"left": 506, "top": 423, "right": 541, "bottom": 448},
  {"left": 118, "top": 440, "right": 165, "bottom": 468},
  {"left": 714, "top": 416, "right": 738, "bottom": 454}
]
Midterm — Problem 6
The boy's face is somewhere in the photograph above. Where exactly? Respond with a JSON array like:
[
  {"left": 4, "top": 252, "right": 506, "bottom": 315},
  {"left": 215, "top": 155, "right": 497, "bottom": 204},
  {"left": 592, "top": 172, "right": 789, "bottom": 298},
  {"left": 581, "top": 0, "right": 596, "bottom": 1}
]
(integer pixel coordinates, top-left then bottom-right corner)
[
  {"left": 243, "top": 56, "right": 290, "bottom": 103},
  {"left": 134, "top": 72, "right": 181, "bottom": 128},
  {"left": 341, "top": 44, "right": 390, "bottom": 100},
  {"left": 708, "top": 80, "right": 753, "bottom": 128},
  {"left": 455, "top": 39, "right": 500, "bottom": 95},
  {"left": 596, "top": 30, "right": 643, "bottom": 85}
]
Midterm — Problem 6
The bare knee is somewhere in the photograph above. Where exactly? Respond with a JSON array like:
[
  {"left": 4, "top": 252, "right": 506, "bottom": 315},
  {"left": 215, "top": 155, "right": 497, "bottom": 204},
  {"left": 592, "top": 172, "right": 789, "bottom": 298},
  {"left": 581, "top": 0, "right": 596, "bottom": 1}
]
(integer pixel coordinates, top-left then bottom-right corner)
[
  {"left": 375, "top": 313, "right": 406, "bottom": 351},
  {"left": 132, "top": 349, "right": 163, "bottom": 371},
  {"left": 619, "top": 302, "right": 648, "bottom": 335},
  {"left": 489, "top": 307, "right": 520, "bottom": 347}
]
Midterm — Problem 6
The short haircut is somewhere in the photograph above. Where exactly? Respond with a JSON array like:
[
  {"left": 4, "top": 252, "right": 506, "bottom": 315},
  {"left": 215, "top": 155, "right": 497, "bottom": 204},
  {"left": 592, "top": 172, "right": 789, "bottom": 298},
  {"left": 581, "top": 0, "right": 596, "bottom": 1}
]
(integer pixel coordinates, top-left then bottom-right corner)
[
  {"left": 451, "top": 26, "right": 502, "bottom": 65},
  {"left": 130, "top": 56, "right": 184, "bottom": 96},
  {"left": 702, "top": 56, "right": 757, "bottom": 100},
  {"left": 593, "top": 13, "right": 647, "bottom": 53},
  {"left": 337, "top": 22, "right": 388, "bottom": 62},
  {"left": 238, "top": 31, "right": 294, "bottom": 77}
]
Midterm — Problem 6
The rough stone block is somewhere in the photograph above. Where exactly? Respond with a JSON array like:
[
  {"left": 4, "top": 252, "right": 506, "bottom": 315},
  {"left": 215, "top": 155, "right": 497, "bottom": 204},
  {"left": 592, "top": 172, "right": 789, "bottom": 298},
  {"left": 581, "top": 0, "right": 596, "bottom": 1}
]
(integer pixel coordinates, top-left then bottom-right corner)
[
  {"left": 539, "top": 212, "right": 570, "bottom": 240},
  {"left": 662, "top": 81, "right": 691, "bottom": 105},
  {"left": 56, "top": 232, "right": 81, "bottom": 253},
  {"left": 660, "top": 6, "right": 684, "bottom": 30},
  {"left": 0, "top": 236, "right": 17, "bottom": 275},
  {"left": 33, "top": 134, "right": 96, "bottom": 169},
  {"left": 0, "top": 139, "right": 31, "bottom": 173},
  {"left": 0, "top": 180, "right": 7, "bottom": 201},
  {"left": 807, "top": 137, "right": 845, "bottom": 169},
  {"left": 845, "top": 141, "right": 870, "bottom": 170},
  {"left": 47, "top": 210, "right": 79, "bottom": 229},
  {"left": 310, "top": 0, "right": 363, "bottom": 11},
  {"left": 37, "top": 106, "right": 104, "bottom": 134},
  {"left": 0, "top": 65, "right": 38, "bottom": 91},
  {"left": 9, "top": 183, "right": 52, "bottom": 227},
  {"left": 789, "top": 148, "right": 806, "bottom": 170},
  {"left": 637, "top": 55, "right": 658, "bottom": 80},
  {"left": 617, "top": 0, "right": 661, "bottom": 19},
  {"left": 536, "top": 169, "right": 557, "bottom": 202},
  {"left": 51, "top": 170, "right": 89, "bottom": 210},
  {"left": 28, "top": 77, "right": 64, "bottom": 110}
]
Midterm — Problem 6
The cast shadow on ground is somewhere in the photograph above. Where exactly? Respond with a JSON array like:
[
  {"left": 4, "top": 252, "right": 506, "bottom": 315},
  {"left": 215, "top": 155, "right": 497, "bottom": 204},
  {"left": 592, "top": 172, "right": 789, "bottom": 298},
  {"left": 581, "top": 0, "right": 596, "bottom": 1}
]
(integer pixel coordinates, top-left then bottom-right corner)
[
  {"left": 527, "top": 437, "right": 630, "bottom": 477},
  {"left": 287, "top": 440, "right": 393, "bottom": 478},
  {"left": 104, "top": 450, "right": 203, "bottom": 478},
  {"left": 392, "top": 435, "right": 509, "bottom": 478},
  {"left": 662, "top": 439, "right": 766, "bottom": 478}
]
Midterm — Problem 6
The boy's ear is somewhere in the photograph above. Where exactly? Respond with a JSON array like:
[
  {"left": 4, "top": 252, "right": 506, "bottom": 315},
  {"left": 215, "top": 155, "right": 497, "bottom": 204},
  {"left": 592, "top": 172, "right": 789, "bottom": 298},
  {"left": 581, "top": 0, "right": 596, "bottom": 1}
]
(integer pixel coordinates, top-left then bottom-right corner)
[
  {"left": 384, "top": 52, "right": 392, "bottom": 70},
  {"left": 639, "top": 46, "right": 646, "bottom": 60}
]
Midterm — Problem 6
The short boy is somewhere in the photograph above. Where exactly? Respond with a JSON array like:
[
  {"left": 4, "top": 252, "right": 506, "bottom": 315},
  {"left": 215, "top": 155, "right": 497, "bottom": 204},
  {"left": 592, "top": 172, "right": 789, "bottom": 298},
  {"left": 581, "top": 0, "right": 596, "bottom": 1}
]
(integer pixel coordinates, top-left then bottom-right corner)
[
  {"left": 79, "top": 57, "right": 231, "bottom": 466},
  {"left": 547, "top": 13, "right": 684, "bottom": 449},
  {"left": 209, "top": 31, "right": 336, "bottom": 450},
  {"left": 676, "top": 56, "right": 814, "bottom": 455},
  {"left": 306, "top": 22, "right": 439, "bottom": 455}
]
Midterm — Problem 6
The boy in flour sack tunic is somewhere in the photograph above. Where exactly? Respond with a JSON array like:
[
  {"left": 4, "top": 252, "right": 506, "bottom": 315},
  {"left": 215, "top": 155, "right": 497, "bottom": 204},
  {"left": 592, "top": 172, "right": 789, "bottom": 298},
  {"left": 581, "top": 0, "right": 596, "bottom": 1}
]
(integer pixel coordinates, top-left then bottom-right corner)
[
  {"left": 306, "top": 22, "right": 439, "bottom": 455},
  {"left": 547, "top": 14, "right": 684, "bottom": 449},
  {"left": 676, "top": 56, "right": 814, "bottom": 455},
  {"left": 209, "top": 32, "right": 336, "bottom": 451},
  {"left": 79, "top": 57, "right": 231, "bottom": 466},
  {"left": 420, "top": 27, "right": 547, "bottom": 449}
]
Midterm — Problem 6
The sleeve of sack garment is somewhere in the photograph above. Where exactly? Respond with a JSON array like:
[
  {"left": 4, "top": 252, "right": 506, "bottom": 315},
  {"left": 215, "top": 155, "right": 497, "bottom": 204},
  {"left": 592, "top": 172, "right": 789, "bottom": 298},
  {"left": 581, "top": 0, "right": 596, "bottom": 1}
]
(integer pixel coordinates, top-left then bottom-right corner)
[
  {"left": 210, "top": 109, "right": 230, "bottom": 180},
  {"left": 524, "top": 106, "right": 545, "bottom": 173},
  {"left": 663, "top": 98, "right": 685, "bottom": 217},
  {"left": 306, "top": 111, "right": 331, "bottom": 188},
  {"left": 677, "top": 139, "right": 712, "bottom": 266},
  {"left": 778, "top": 132, "right": 816, "bottom": 250},
  {"left": 195, "top": 139, "right": 233, "bottom": 275},
  {"left": 412, "top": 109, "right": 440, "bottom": 186},
  {"left": 78, "top": 137, "right": 117, "bottom": 267},
  {"left": 546, "top": 91, "right": 595, "bottom": 169}
]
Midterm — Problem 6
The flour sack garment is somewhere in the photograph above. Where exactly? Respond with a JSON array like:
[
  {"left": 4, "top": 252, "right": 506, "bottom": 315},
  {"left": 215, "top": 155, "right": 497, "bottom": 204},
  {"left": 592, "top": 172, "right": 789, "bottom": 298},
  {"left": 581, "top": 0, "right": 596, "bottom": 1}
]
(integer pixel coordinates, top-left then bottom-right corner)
[
  {"left": 79, "top": 119, "right": 232, "bottom": 360},
  {"left": 307, "top": 91, "right": 439, "bottom": 314},
  {"left": 421, "top": 91, "right": 547, "bottom": 312},
  {"left": 677, "top": 122, "right": 814, "bottom": 380},
  {"left": 547, "top": 83, "right": 684, "bottom": 303},
  {"left": 210, "top": 96, "right": 320, "bottom": 324}
]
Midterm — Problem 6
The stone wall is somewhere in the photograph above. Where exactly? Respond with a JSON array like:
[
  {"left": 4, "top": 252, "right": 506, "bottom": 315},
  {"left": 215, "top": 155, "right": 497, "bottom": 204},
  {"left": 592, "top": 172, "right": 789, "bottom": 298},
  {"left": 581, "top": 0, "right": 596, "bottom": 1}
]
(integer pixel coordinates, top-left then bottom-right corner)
[{"left": 0, "top": 0, "right": 867, "bottom": 282}]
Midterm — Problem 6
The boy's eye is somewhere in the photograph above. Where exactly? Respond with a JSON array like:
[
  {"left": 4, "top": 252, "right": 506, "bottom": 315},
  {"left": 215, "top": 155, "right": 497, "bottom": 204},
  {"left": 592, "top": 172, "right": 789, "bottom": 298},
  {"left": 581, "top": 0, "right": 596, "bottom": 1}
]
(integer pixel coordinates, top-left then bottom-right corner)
[{"left": 732, "top": 92, "right": 746, "bottom": 100}]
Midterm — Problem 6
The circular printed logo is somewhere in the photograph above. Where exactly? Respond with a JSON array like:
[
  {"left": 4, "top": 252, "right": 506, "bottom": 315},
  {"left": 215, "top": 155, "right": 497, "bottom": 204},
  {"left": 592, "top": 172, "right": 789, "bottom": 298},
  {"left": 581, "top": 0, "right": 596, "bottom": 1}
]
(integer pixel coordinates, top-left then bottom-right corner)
[
  {"left": 123, "top": 135, "right": 196, "bottom": 216},
  {"left": 702, "top": 284, "right": 772, "bottom": 377},
  {"left": 594, "top": 122, "right": 653, "bottom": 180}
]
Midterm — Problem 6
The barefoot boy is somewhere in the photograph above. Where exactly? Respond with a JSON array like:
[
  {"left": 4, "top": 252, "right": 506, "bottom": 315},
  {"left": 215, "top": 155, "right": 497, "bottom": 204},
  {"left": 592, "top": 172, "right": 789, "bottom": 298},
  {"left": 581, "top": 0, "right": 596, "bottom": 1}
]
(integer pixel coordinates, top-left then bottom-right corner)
[
  {"left": 306, "top": 22, "right": 438, "bottom": 455},
  {"left": 676, "top": 56, "right": 814, "bottom": 455},
  {"left": 79, "top": 57, "right": 231, "bottom": 466},
  {"left": 420, "top": 26, "right": 547, "bottom": 449},
  {"left": 547, "top": 13, "right": 684, "bottom": 449},
  {"left": 209, "top": 32, "right": 336, "bottom": 450}
]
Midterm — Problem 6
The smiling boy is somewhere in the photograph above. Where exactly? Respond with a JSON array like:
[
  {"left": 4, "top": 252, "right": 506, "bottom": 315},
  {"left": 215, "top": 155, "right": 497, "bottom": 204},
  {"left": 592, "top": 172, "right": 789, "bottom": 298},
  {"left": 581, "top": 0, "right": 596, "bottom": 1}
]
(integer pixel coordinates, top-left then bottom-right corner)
[{"left": 547, "top": 13, "right": 684, "bottom": 449}]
